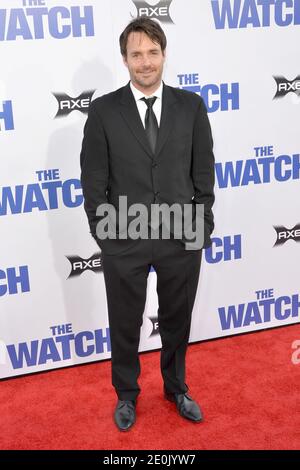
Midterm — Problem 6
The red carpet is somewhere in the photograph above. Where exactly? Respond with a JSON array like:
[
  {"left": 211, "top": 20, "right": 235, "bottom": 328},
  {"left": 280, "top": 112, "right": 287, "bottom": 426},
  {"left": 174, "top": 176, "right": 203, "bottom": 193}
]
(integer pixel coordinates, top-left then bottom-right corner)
[{"left": 1, "top": 324, "right": 300, "bottom": 450}]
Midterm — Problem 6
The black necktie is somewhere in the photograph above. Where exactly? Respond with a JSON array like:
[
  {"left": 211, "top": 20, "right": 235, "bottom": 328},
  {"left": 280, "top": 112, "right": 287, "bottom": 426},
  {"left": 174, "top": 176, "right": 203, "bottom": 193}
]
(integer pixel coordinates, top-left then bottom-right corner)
[{"left": 141, "top": 96, "right": 158, "bottom": 154}]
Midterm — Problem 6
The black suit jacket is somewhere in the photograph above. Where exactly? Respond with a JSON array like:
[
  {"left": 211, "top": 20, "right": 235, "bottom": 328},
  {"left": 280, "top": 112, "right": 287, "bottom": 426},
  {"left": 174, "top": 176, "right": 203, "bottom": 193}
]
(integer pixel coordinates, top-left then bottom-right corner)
[{"left": 80, "top": 81, "right": 215, "bottom": 255}]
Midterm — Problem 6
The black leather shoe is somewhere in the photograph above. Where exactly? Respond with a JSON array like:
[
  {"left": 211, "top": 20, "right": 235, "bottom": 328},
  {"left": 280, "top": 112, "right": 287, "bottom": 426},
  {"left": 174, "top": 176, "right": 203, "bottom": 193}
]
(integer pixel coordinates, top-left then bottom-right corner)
[
  {"left": 164, "top": 391, "right": 203, "bottom": 422},
  {"left": 114, "top": 400, "right": 136, "bottom": 431}
]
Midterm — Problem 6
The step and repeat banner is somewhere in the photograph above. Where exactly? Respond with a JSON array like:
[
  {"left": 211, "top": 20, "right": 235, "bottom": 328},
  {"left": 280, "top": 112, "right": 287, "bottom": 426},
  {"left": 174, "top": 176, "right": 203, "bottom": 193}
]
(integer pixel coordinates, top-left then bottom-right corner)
[{"left": 1, "top": 0, "right": 299, "bottom": 378}]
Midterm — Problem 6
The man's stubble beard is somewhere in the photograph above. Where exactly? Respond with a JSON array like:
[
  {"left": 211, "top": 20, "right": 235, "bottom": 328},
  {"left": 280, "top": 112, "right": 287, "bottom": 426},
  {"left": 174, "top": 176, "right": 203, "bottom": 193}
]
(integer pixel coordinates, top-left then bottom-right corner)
[{"left": 132, "top": 67, "right": 163, "bottom": 91}]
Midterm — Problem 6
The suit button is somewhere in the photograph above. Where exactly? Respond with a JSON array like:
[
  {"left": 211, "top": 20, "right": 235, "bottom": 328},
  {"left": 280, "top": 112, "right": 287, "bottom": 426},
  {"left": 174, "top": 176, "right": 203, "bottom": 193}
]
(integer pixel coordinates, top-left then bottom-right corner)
[
  {"left": 155, "top": 191, "right": 160, "bottom": 196},
  {"left": 152, "top": 162, "right": 158, "bottom": 168}
]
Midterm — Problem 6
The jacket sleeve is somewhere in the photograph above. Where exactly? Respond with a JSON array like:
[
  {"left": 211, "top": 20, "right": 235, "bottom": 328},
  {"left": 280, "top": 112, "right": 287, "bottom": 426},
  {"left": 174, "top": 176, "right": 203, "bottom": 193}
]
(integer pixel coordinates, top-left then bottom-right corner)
[
  {"left": 80, "top": 101, "right": 109, "bottom": 243},
  {"left": 192, "top": 97, "right": 215, "bottom": 247}
]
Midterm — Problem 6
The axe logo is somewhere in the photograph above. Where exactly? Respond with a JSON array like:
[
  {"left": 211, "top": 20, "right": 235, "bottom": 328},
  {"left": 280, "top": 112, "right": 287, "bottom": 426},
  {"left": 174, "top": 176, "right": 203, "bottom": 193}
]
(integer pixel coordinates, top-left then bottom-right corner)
[
  {"left": 131, "top": 0, "right": 174, "bottom": 24},
  {"left": 274, "top": 224, "right": 300, "bottom": 246},
  {"left": 273, "top": 76, "right": 300, "bottom": 99},
  {"left": 53, "top": 90, "right": 95, "bottom": 117},
  {"left": 66, "top": 253, "right": 102, "bottom": 278}
]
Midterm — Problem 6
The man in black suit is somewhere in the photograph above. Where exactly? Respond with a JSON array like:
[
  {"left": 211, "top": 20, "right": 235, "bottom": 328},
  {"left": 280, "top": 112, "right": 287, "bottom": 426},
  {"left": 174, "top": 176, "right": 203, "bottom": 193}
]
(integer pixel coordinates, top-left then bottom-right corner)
[{"left": 80, "top": 17, "right": 215, "bottom": 431}]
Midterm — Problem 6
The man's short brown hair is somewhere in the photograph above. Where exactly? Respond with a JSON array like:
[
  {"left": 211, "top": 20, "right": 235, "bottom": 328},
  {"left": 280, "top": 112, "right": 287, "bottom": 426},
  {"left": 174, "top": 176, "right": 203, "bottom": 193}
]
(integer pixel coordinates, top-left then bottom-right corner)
[{"left": 119, "top": 17, "right": 167, "bottom": 57}]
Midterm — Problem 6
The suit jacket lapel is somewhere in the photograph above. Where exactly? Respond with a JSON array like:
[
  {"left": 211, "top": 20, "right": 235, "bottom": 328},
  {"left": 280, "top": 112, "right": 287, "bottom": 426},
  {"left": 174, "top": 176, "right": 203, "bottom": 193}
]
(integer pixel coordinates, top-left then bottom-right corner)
[
  {"left": 119, "top": 82, "right": 153, "bottom": 159},
  {"left": 155, "top": 82, "right": 178, "bottom": 158}
]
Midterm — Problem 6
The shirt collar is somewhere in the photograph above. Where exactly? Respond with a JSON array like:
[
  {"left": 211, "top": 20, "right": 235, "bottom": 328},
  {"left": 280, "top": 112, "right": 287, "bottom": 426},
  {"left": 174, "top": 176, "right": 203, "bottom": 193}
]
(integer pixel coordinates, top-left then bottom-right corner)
[{"left": 130, "top": 80, "right": 163, "bottom": 103}]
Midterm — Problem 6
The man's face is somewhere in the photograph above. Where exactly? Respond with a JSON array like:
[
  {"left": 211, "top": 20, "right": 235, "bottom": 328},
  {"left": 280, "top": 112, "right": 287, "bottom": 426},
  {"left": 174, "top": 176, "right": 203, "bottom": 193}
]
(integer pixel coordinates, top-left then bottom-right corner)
[{"left": 123, "top": 31, "right": 165, "bottom": 93}]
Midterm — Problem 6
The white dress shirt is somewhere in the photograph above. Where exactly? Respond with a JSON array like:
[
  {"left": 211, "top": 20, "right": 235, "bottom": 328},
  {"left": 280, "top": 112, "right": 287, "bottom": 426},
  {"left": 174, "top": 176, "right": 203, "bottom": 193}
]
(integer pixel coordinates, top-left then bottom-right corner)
[{"left": 130, "top": 81, "right": 163, "bottom": 128}]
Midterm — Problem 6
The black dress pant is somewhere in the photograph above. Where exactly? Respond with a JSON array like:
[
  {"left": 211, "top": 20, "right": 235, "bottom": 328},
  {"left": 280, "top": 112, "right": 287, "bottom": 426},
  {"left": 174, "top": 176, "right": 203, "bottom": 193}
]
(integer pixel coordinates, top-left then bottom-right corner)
[{"left": 101, "top": 235, "right": 202, "bottom": 402}]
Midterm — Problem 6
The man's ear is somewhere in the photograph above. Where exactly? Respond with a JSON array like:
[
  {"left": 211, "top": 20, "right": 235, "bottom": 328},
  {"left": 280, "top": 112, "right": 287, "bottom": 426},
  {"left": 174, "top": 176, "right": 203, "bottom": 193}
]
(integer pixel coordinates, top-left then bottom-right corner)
[{"left": 122, "top": 55, "right": 128, "bottom": 67}]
